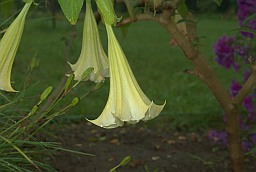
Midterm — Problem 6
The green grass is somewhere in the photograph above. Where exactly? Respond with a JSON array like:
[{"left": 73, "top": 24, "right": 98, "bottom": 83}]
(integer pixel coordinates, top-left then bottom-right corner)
[{"left": 8, "top": 14, "right": 239, "bottom": 130}]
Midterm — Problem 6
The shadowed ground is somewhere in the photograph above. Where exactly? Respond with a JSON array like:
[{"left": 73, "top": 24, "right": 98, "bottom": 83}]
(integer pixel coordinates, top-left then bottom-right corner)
[{"left": 50, "top": 122, "right": 256, "bottom": 172}]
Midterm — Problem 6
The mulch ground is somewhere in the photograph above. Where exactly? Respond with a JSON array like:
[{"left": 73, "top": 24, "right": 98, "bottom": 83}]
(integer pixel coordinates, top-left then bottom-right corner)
[{"left": 50, "top": 122, "right": 256, "bottom": 172}]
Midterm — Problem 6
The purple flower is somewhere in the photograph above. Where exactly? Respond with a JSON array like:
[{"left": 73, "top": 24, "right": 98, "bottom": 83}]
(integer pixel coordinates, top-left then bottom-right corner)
[
  {"left": 208, "top": 130, "right": 228, "bottom": 145},
  {"left": 242, "top": 140, "right": 251, "bottom": 152},
  {"left": 239, "top": 117, "right": 252, "bottom": 130},
  {"left": 250, "top": 133, "right": 256, "bottom": 144},
  {"left": 243, "top": 95, "right": 254, "bottom": 113},
  {"left": 237, "top": 0, "right": 256, "bottom": 38},
  {"left": 235, "top": 44, "right": 252, "bottom": 63},
  {"left": 230, "top": 80, "right": 242, "bottom": 96},
  {"left": 214, "top": 36, "right": 239, "bottom": 70},
  {"left": 243, "top": 69, "right": 252, "bottom": 81},
  {"left": 210, "top": 0, "right": 256, "bottom": 156}
]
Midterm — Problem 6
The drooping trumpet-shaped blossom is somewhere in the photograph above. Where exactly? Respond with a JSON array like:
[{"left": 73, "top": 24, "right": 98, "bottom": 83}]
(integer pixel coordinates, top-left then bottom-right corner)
[
  {"left": 0, "top": 2, "right": 32, "bottom": 92},
  {"left": 88, "top": 24, "right": 165, "bottom": 128},
  {"left": 68, "top": 0, "right": 109, "bottom": 82}
]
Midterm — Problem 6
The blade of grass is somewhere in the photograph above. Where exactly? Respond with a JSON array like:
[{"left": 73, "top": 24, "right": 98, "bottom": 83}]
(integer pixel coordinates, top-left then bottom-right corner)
[
  {"left": 0, "top": 135, "right": 41, "bottom": 171},
  {"left": 52, "top": 146, "right": 94, "bottom": 156},
  {"left": 0, "top": 159, "right": 29, "bottom": 172}
]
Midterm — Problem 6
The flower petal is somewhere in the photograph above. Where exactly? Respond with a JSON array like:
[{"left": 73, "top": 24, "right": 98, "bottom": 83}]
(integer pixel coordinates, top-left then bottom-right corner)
[
  {"left": 68, "top": 1, "right": 109, "bottom": 82},
  {"left": 0, "top": 2, "right": 32, "bottom": 92},
  {"left": 88, "top": 24, "right": 165, "bottom": 128}
]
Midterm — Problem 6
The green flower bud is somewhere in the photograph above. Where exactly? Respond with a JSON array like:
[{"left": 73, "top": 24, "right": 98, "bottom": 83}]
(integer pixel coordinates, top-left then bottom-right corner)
[
  {"left": 40, "top": 86, "right": 53, "bottom": 101},
  {"left": 71, "top": 97, "right": 79, "bottom": 106}
]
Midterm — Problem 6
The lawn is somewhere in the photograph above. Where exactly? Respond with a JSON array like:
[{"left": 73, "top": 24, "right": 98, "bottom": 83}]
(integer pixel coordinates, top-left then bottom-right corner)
[{"left": 8, "top": 13, "right": 238, "bottom": 130}]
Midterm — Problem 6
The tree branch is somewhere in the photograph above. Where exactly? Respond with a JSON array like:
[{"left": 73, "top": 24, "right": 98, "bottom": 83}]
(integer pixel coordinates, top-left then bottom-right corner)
[
  {"left": 117, "top": 13, "right": 160, "bottom": 27},
  {"left": 235, "top": 64, "right": 256, "bottom": 105},
  {"left": 118, "top": 10, "right": 245, "bottom": 172}
]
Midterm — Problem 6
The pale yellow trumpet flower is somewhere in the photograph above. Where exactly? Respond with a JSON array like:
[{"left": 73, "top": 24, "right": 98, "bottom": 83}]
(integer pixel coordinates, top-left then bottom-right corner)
[
  {"left": 68, "top": 0, "right": 109, "bottom": 82},
  {"left": 88, "top": 24, "right": 165, "bottom": 128},
  {"left": 0, "top": 2, "right": 32, "bottom": 92}
]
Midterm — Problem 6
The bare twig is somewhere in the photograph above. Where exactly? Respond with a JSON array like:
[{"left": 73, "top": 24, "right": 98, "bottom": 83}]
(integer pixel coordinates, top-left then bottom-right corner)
[{"left": 117, "top": 12, "right": 160, "bottom": 27}]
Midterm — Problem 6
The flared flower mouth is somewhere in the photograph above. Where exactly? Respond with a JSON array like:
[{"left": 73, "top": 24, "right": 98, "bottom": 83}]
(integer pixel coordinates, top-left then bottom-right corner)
[
  {"left": 0, "top": 2, "right": 32, "bottom": 92},
  {"left": 68, "top": 0, "right": 109, "bottom": 83},
  {"left": 88, "top": 24, "right": 165, "bottom": 128}
]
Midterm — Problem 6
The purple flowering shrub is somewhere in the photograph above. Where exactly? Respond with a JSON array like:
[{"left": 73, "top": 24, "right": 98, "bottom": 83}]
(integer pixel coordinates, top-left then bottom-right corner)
[
  {"left": 237, "top": 0, "right": 256, "bottom": 38},
  {"left": 209, "top": 0, "right": 256, "bottom": 156},
  {"left": 213, "top": 36, "right": 240, "bottom": 70}
]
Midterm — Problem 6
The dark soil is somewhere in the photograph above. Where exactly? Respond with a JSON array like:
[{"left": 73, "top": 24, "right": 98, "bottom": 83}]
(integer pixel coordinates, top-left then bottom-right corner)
[{"left": 51, "top": 122, "right": 256, "bottom": 172}]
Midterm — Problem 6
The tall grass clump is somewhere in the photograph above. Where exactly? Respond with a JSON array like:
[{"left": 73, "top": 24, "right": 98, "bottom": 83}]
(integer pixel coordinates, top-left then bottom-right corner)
[{"left": 0, "top": 66, "right": 96, "bottom": 171}]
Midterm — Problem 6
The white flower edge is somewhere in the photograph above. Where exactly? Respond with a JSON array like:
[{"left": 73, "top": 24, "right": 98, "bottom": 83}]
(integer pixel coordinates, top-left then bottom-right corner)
[{"left": 87, "top": 24, "right": 165, "bottom": 129}]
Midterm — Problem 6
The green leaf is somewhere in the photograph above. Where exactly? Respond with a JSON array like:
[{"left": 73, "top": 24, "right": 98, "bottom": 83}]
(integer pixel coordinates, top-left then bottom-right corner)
[
  {"left": 176, "top": 0, "right": 188, "bottom": 18},
  {"left": 58, "top": 0, "right": 84, "bottom": 25},
  {"left": 22, "top": 0, "right": 33, "bottom": 3},
  {"left": 212, "top": 0, "right": 223, "bottom": 7},
  {"left": 245, "top": 147, "right": 256, "bottom": 156},
  {"left": 243, "top": 14, "right": 256, "bottom": 25},
  {"left": 0, "top": 0, "right": 14, "bottom": 17}
]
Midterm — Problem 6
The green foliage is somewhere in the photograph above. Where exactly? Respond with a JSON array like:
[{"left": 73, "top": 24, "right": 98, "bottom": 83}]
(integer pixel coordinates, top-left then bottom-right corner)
[
  {"left": 0, "top": 61, "right": 95, "bottom": 171},
  {"left": 58, "top": 0, "right": 84, "bottom": 25},
  {"left": 177, "top": 0, "right": 189, "bottom": 17},
  {"left": 245, "top": 147, "right": 256, "bottom": 157},
  {"left": 212, "top": 0, "right": 223, "bottom": 7},
  {"left": 0, "top": 87, "right": 58, "bottom": 171},
  {"left": 23, "top": 0, "right": 33, "bottom": 3},
  {"left": 0, "top": 0, "right": 14, "bottom": 17}
]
